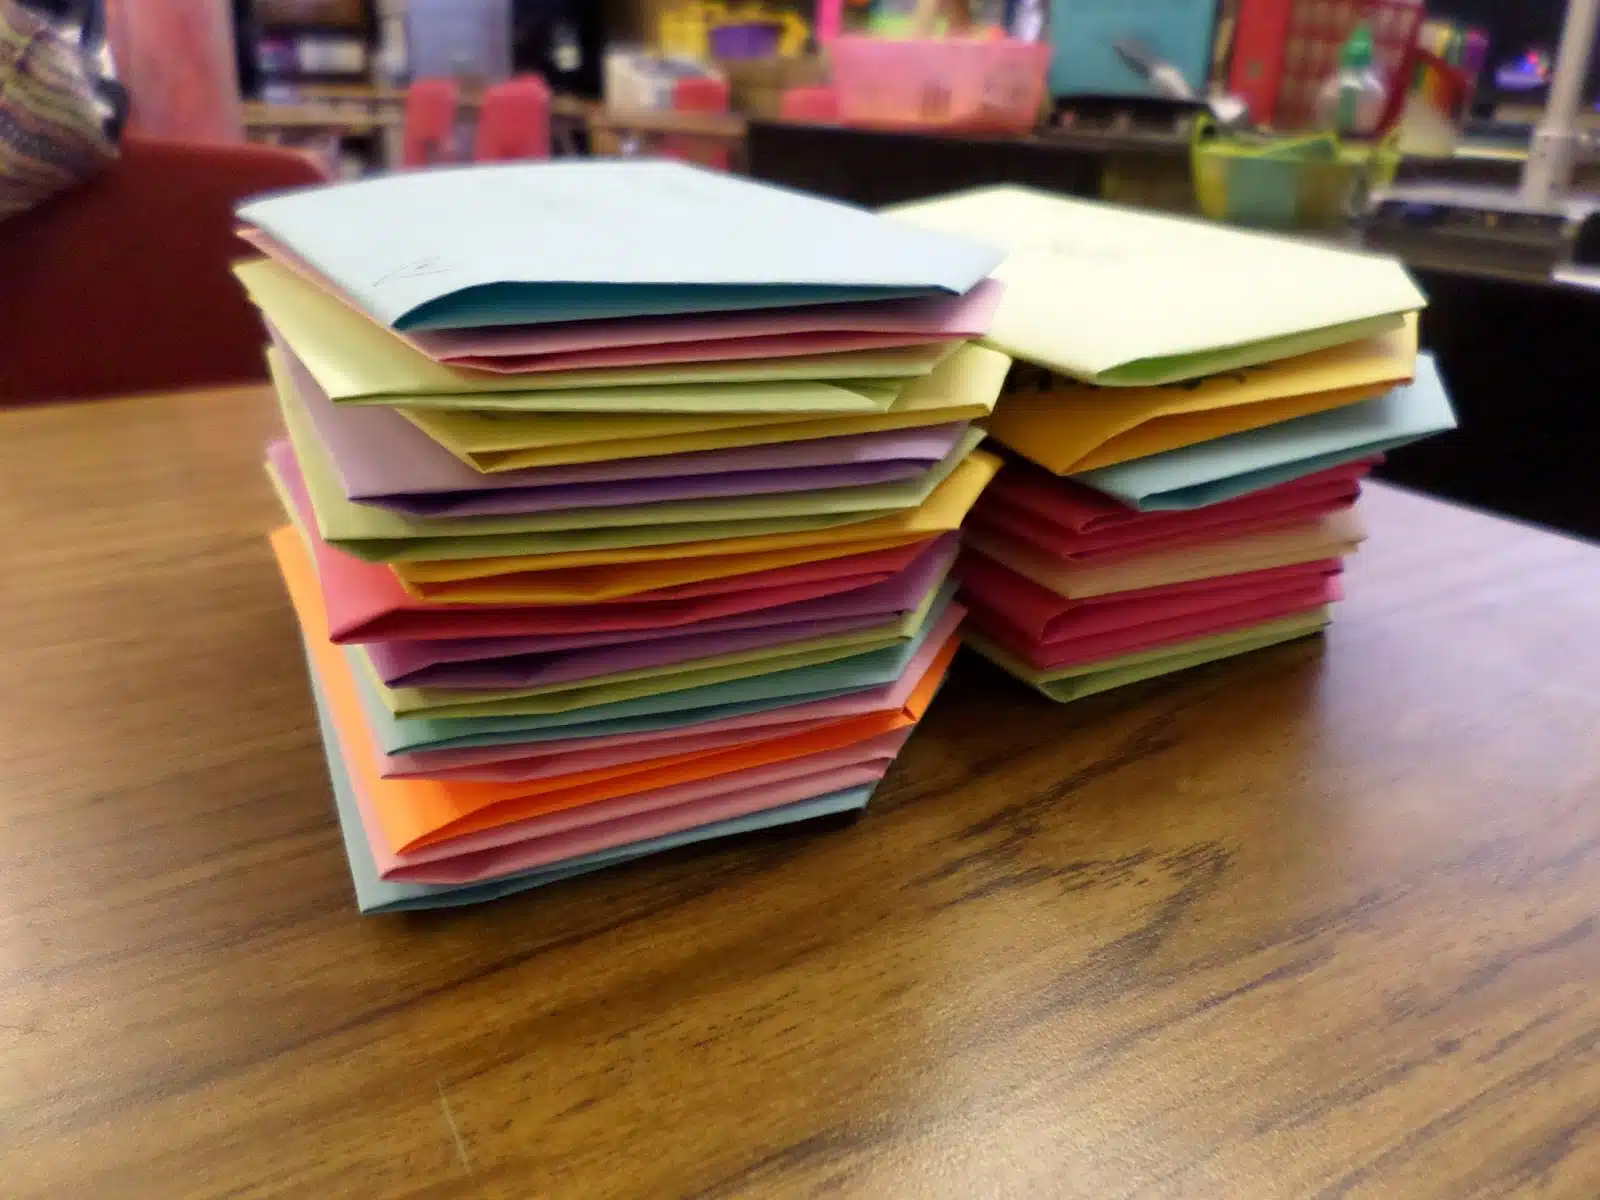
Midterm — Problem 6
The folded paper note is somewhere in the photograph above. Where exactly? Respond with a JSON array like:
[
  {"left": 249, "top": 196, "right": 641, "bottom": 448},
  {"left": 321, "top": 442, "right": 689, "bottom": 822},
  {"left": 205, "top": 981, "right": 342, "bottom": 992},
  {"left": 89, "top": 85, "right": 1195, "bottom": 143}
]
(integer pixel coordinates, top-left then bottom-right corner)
[
  {"left": 386, "top": 623, "right": 957, "bottom": 780},
  {"left": 284, "top": 345, "right": 967, "bottom": 517},
  {"left": 887, "top": 186, "right": 1425, "bottom": 385},
  {"left": 966, "top": 608, "right": 1331, "bottom": 703},
  {"left": 959, "top": 553, "right": 1341, "bottom": 649},
  {"left": 968, "top": 507, "right": 1367, "bottom": 599},
  {"left": 283, "top": 529, "right": 951, "bottom": 855},
  {"left": 1073, "top": 355, "right": 1457, "bottom": 510},
  {"left": 371, "top": 538, "right": 958, "bottom": 687},
  {"left": 273, "top": 385, "right": 985, "bottom": 562},
  {"left": 404, "top": 342, "right": 1012, "bottom": 472},
  {"left": 313, "top": 674, "right": 879, "bottom": 913},
  {"left": 270, "top": 439, "right": 946, "bottom": 622},
  {"left": 388, "top": 450, "right": 1000, "bottom": 581},
  {"left": 962, "top": 556, "right": 1341, "bottom": 669},
  {"left": 413, "top": 280, "right": 1004, "bottom": 371},
  {"left": 365, "top": 581, "right": 954, "bottom": 720},
  {"left": 985, "top": 319, "right": 1417, "bottom": 473},
  {"left": 237, "top": 160, "right": 1003, "bottom": 330},
  {"left": 241, "top": 258, "right": 958, "bottom": 411},
  {"left": 973, "top": 459, "right": 1372, "bottom": 564}
]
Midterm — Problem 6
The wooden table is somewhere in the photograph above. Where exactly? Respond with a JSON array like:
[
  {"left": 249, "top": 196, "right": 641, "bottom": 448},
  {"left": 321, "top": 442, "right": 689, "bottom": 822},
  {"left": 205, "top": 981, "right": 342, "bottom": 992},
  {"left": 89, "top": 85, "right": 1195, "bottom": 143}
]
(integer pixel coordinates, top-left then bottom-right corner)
[{"left": 3, "top": 388, "right": 1598, "bottom": 1198}]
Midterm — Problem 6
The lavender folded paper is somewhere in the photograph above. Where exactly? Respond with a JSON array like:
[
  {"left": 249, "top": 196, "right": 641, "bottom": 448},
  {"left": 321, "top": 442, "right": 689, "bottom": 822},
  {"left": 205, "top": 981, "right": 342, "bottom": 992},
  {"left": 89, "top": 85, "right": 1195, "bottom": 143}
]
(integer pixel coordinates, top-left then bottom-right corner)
[
  {"left": 369, "top": 535, "right": 958, "bottom": 687},
  {"left": 282, "top": 346, "right": 967, "bottom": 517}
]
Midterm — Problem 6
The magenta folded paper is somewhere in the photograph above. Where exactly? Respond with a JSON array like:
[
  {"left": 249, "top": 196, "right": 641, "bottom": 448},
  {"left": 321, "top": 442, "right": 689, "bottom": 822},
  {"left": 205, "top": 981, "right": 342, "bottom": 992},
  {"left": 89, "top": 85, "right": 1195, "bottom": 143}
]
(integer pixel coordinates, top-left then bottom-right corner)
[
  {"left": 368, "top": 535, "right": 957, "bottom": 687},
  {"left": 284, "top": 345, "right": 967, "bottom": 517}
]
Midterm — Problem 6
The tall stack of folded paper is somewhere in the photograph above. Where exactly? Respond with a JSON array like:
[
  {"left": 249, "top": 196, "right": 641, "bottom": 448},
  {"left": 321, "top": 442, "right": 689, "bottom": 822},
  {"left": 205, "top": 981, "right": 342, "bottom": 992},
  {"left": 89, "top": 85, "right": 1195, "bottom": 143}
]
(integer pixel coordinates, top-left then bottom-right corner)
[
  {"left": 237, "top": 161, "right": 1009, "bottom": 912},
  {"left": 889, "top": 188, "right": 1458, "bottom": 703}
]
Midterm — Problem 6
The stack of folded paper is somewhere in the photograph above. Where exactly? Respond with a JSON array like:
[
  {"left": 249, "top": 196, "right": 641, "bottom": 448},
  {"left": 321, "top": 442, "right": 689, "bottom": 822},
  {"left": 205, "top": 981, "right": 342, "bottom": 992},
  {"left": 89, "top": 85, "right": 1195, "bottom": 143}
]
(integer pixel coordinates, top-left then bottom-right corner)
[
  {"left": 889, "top": 187, "right": 1458, "bottom": 702},
  {"left": 238, "top": 161, "right": 1009, "bottom": 911}
]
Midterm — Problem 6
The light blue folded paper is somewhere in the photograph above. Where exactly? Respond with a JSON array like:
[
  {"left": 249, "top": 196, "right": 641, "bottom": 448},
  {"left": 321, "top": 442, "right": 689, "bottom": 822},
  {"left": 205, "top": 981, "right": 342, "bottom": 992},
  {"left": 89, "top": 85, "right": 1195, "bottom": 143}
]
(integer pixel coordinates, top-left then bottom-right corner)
[
  {"left": 309, "top": 678, "right": 873, "bottom": 913},
  {"left": 1073, "top": 353, "right": 1457, "bottom": 511},
  {"left": 238, "top": 160, "right": 1003, "bottom": 331},
  {"left": 359, "top": 589, "right": 956, "bottom": 755}
]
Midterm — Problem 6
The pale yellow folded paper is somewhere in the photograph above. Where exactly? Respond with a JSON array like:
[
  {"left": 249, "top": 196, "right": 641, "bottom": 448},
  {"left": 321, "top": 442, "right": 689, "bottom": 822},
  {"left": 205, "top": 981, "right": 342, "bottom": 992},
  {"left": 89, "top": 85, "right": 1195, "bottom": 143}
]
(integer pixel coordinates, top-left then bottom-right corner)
[
  {"left": 394, "top": 449, "right": 1002, "bottom": 584},
  {"left": 406, "top": 342, "right": 1013, "bottom": 471},
  {"left": 988, "top": 318, "right": 1417, "bottom": 474},
  {"left": 366, "top": 576, "right": 945, "bottom": 718},
  {"left": 236, "top": 257, "right": 948, "bottom": 412},
  {"left": 886, "top": 187, "right": 1425, "bottom": 385},
  {"left": 967, "top": 507, "right": 1366, "bottom": 599}
]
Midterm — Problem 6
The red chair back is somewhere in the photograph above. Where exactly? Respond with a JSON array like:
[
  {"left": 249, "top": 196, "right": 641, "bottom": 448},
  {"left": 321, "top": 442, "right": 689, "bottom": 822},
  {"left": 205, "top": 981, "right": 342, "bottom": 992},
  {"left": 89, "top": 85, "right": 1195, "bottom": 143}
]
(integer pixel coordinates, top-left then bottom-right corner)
[
  {"left": 402, "top": 78, "right": 460, "bottom": 167},
  {"left": 667, "top": 76, "right": 731, "bottom": 170},
  {"left": 0, "top": 139, "right": 327, "bottom": 404},
  {"left": 779, "top": 86, "right": 839, "bottom": 122},
  {"left": 473, "top": 75, "right": 553, "bottom": 162}
]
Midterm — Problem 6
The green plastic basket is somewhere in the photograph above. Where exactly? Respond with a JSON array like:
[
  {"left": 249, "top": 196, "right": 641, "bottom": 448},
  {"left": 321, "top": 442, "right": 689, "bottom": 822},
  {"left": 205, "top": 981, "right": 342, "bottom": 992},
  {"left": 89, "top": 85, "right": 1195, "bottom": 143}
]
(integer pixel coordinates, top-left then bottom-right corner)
[{"left": 1191, "top": 117, "right": 1400, "bottom": 231}]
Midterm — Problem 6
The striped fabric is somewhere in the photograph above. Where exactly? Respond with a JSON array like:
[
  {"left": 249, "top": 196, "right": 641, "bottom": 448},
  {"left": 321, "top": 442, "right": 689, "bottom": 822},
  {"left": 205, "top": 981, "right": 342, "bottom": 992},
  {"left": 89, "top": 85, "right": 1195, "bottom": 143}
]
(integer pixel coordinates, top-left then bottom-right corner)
[{"left": 1, "top": 0, "right": 126, "bottom": 221}]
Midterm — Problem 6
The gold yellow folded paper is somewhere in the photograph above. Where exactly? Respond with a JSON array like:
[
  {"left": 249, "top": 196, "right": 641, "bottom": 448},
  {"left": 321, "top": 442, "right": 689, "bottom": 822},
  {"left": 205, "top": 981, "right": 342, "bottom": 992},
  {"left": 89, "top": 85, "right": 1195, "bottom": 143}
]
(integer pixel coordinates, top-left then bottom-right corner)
[{"left": 987, "top": 318, "right": 1418, "bottom": 474}]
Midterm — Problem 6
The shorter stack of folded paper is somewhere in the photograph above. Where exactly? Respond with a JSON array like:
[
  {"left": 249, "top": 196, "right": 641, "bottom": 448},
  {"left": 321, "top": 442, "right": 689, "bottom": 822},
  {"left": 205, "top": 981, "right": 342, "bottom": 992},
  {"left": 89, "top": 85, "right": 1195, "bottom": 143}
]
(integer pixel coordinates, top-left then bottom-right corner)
[
  {"left": 889, "top": 187, "right": 1458, "bottom": 702},
  {"left": 238, "top": 161, "right": 1009, "bottom": 911}
]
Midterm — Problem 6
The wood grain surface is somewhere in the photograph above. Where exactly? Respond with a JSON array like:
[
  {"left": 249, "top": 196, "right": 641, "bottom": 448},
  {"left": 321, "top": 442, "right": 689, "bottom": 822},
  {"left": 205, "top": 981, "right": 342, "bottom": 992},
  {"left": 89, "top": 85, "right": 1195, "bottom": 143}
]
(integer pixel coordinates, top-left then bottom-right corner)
[{"left": 1, "top": 387, "right": 1597, "bottom": 1200}]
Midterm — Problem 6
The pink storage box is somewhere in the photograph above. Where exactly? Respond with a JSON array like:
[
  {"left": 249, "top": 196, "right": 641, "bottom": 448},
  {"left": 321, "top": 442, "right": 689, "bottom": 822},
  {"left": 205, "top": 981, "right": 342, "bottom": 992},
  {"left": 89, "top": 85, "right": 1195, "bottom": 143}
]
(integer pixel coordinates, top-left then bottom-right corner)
[{"left": 829, "top": 36, "right": 1050, "bottom": 133}]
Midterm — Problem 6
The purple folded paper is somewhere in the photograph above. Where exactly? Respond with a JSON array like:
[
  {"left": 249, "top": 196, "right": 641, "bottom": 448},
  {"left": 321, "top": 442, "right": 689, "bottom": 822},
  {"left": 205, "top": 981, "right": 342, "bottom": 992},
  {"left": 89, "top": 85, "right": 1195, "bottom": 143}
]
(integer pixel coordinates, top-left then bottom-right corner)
[
  {"left": 281, "top": 344, "right": 966, "bottom": 515},
  {"left": 370, "top": 534, "right": 958, "bottom": 688}
]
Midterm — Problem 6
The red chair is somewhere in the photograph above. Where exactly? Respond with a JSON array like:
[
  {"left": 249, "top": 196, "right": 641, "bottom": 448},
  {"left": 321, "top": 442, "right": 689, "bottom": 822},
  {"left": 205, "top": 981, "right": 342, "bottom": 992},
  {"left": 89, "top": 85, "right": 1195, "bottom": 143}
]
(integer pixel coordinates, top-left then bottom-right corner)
[
  {"left": 473, "top": 75, "right": 553, "bottom": 162},
  {"left": 667, "top": 76, "right": 731, "bottom": 170},
  {"left": 779, "top": 86, "right": 839, "bottom": 122},
  {"left": 0, "top": 138, "right": 326, "bottom": 404},
  {"left": 401, "top": 78, "right": 459, "bottom": 167}
]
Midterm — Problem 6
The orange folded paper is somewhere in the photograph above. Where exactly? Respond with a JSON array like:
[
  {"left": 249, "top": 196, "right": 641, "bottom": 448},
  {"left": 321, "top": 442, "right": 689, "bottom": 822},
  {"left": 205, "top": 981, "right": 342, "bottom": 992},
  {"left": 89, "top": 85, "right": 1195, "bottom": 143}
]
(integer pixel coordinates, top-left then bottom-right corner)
[{"left": 271, "top": 528, "right": 956, "bottom": 856}]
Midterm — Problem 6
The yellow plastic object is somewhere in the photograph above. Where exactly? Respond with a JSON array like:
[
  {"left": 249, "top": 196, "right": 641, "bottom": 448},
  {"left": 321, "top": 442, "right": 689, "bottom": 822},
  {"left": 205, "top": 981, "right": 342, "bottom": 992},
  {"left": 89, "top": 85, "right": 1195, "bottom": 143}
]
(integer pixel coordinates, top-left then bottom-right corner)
[
  {"left": 1191, "top": 116, "right": 1401, "bottom": 231},
  {"left": 659, "top": 2, "right": 811, "bottom": 59}
]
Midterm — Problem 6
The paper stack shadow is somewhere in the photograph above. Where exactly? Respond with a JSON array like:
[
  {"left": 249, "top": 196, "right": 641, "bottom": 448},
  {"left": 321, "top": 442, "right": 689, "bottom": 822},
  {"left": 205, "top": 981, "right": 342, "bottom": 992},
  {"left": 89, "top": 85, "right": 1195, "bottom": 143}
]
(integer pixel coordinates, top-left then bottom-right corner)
[
  {"left": 888, "top": 187, "right": 1459, "bottom": 703},
  {"left": 238, "top": 161, "right": 1009, "bottom": 913}
]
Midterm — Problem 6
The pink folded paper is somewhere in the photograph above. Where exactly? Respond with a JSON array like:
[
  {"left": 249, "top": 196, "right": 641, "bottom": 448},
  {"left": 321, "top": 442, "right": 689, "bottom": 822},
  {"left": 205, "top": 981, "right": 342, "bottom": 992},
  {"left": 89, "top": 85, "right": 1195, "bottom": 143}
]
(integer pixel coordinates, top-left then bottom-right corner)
[
  {"left": 384, "top": 604, "right": 964, "bottom": 779},
  {"left": 242, "top": 228, "right": 1002, "bottom": 370},
  {"left": 274, "top": 438, "right": 945, "bottom": 641},
  {"left": 963, "top": 557, "right": 1342, "bottom": 671},
  {"left": 366, "top": 736, "right": 910, "bottom": 884},
  {"left": 971, "top": 459, "right": 1376, "bottom": 565},
  {"left": 370, "top": 535, "right": 957, "bottom": 687}
]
